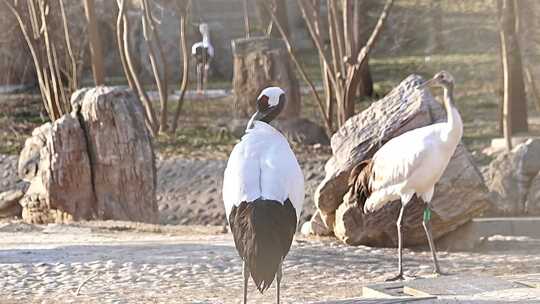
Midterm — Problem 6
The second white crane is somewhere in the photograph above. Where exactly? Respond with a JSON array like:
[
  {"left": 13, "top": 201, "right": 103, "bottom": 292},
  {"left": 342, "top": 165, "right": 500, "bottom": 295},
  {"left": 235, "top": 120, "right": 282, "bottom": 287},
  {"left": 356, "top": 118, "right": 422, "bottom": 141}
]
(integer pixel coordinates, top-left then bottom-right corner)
[{"left": 350, "top": 71, "right": 463, "bottom": 281}]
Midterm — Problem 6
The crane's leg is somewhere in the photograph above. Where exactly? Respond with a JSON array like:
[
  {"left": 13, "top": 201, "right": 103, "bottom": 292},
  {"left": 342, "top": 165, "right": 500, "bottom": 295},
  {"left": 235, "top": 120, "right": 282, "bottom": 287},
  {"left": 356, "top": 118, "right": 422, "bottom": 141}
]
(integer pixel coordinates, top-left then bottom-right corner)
[
  {"left": 203, "top": 63, "right": 209, "bottom": 93},
  {"left": 243, "top": 260, "right": 249, "bottom": 304},
  {"left": 422, "top": 205, "right": 444, "bottom": 275},
  {"left": 276, "top": 259, "right": 283, "bottom": 304},
  {"left": 196, "top": 63, "right": 203, "bottom": 94},
  {"left": 386, "top": 204, "right": 406, "bottom": 281}
]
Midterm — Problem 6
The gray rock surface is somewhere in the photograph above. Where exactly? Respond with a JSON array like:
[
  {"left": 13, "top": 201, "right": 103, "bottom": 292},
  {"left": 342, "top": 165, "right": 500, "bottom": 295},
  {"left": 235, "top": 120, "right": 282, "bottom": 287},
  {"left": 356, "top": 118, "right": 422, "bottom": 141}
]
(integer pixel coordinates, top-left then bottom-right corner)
[
  {"left": 486, "top": 138, "right": 540, "bottom": 215},
  {"left": 17, "top": 87, "right": 157, "bottom": 224},
  {"left": 0, "top": 189, "right": 23, "bottom": 218},
  {"left": 18, "top": 115, "right": 93, "bottom": 223},
  {"left": 232, "top": 37, "right": 301, "bottom": 119},
  {"left": 74, "top": 87, "right": 158, "bottom": 223},
  {"left": 0, "top": 154, "right": 25, "bottom": 193}
]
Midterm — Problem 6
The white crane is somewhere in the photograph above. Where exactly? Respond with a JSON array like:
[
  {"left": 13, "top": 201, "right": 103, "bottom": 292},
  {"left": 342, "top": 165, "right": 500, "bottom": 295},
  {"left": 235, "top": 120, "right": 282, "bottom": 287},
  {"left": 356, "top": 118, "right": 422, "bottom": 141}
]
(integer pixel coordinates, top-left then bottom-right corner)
[
  {"left": 350, "top": 71, "right": 462, "bottom": 281},
  {"left": 191, "top": 23, "right": 214, "bottom": 94},
  {"left": 223, "top": 87, "right": 304, "bottom": 303}
]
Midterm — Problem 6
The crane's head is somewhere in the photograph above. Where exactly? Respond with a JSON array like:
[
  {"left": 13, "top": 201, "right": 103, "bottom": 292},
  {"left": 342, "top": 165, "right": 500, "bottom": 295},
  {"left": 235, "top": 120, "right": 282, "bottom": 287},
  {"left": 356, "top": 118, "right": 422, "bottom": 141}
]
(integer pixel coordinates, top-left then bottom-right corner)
[
  {"left": 247, "top": 87, "right": 286, "bottom": 128},
  {"left": 418, "top": 70, "right": 454, "bottom": 90},
  {"left": 199, "top": 23, "right": 210, "bottom": 36}
]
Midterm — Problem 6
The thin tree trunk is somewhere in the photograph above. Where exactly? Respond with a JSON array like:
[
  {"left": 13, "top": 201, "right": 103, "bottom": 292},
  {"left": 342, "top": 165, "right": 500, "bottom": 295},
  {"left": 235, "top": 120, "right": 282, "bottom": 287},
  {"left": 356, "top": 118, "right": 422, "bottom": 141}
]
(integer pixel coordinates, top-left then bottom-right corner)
[
  {"left": 264, "top": 1, "right": 332, "bottom": 135},
  {"left": 525, "top": 67, "right": 540, "bottom": 112},
  {"left": 142, "top": 0, "right": 169, "bottom": 133},
  {"left": 59, "top": 0, "right": 78, "bottom": 91},
  {"left": 171, "top": 0, "right": 191, "bottom": 133},
  {"left": 39, "top": 0, "right": 62, "bottom": 119},
  {"left": 269, "top": 0, "right": 289, "bottom": 38},
  {"left": 343, "top": 0, "right": 393, "bottom": 121},
  {"left": 498, "top": 0, "right": 528, "bottom": 137},
  {"left": 2, "top": 0, "right": 49, "bottom": 118},
  {"left": 83, "top": 0, "right": 105, "bottom": 85},
  {"left": 353, "top": 0, "right": 373, "bottom": 98},
  {"left": 243, "top": 0, "right": 250, "bottom": 38},
  {"left": 116, "top": 0, "right": 135, "bottom": 91},
  {"left": 116, "top": 0, "right": 157, "bottom": 135},
  {"left": 500, "top": 28, "right": 513, "bottom": 151}
]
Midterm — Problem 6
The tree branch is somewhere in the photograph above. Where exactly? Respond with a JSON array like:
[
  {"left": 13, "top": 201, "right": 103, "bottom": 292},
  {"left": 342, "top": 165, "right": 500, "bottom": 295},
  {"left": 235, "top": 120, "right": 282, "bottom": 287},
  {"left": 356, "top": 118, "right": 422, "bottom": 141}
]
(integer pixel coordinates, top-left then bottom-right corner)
[{"left": 263, "top": 1, "right": 333, "bottom": 135}]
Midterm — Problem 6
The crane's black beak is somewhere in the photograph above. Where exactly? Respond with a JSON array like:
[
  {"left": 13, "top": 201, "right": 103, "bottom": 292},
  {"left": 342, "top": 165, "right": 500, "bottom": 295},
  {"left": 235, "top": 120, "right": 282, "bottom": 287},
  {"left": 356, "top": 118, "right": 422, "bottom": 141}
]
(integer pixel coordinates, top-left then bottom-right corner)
[
  {"left": 252, "top": 110, "right": 266, "bottom": 122},
  {"left": 418, "top": 77, "right": 436, "bottom": 89}
]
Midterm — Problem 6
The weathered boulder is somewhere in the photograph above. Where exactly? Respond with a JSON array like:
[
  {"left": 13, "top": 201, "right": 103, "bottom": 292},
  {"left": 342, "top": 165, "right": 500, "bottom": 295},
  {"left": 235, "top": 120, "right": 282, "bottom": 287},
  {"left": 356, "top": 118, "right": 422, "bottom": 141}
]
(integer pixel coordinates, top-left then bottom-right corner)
[
  {"left": 72, "top": 87, "right": 157, "bottom": 222},
  {"left": 18, "top": 86, "right": 157, "bottom": 224},
  {"left": 0, "top": 154, "right": 26, "bottom": 193},
  {"left": 0, "top": 189, "right": 23, "bottom": 218},
  {"left": 486, "top": 138, "right": 540, "bottom": 215},
  {"left": 232, "top": 37, "right": 301, "bottom": 119},
  {"left": 19, "top": 115, "right": 94, "bottom": 223},
  {"left": 311, "top": 75, "right": 492, "bottom": 246},
  {"left": 526, "top": 174, "right": 540, "bottom": 214}
]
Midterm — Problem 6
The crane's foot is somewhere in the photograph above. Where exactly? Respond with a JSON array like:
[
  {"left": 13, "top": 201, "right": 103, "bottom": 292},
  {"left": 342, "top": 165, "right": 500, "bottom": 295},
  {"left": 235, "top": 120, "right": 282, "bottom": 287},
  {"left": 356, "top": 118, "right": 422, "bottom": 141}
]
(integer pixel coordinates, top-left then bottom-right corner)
[
  {"left": 433, "top": 269, "right": 450, "bottom": 277},
  {"left": 385, "top": 273, "right": 404, "bottom": 282}
]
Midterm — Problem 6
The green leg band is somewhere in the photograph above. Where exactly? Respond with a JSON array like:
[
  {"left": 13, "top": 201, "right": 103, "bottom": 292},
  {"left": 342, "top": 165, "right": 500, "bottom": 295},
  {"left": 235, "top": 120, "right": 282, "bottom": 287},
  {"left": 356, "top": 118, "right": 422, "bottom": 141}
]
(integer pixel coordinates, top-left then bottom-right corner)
[{"left": 423, "top": 207, "right": 432, "bottom": 222}]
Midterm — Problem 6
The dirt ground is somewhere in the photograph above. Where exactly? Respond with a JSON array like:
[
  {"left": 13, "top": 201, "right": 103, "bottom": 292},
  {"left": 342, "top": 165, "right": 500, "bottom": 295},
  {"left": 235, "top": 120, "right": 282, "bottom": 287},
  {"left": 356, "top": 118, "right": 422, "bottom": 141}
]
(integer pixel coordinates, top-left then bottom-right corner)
[{"left": 1, "top": 220, "right": 540, "bottom": 304}]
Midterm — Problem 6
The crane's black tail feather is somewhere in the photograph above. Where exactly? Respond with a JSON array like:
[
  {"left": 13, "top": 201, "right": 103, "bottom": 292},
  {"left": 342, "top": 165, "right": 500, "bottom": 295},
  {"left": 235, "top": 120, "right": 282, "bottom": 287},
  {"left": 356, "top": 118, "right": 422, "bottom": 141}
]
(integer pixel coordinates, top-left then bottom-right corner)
[{"left": 229, "top": 199, "right": 297, "bottom": 293}]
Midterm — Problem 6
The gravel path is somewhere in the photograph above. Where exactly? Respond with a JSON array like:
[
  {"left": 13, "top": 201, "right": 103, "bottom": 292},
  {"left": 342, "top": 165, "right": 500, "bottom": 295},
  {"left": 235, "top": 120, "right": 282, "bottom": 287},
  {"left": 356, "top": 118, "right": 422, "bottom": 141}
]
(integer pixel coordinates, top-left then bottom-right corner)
[
  {"left": 1, "top": 222, "right": 540, "bottom": 303},
  {"left": 156, "top": 157, "right": 326, "bottom": 226}
]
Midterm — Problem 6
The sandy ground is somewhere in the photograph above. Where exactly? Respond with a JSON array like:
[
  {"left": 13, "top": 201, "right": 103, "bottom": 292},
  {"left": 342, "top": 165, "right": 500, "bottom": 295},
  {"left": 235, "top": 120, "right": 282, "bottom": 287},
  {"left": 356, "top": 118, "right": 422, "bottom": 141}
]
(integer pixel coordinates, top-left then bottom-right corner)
[{"left": 1, "top": 221, "right": 540, "bottom": 303}]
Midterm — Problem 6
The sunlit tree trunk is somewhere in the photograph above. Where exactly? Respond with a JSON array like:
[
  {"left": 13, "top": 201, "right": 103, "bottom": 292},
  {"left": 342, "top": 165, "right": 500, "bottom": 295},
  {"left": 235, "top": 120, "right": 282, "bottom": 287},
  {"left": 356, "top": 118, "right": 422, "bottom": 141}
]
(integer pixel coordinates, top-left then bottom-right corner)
[
  {"left": 498, "top": 0, "right": 528, "bottom": 149},
  {"left": 83, "top": 0, "right": 105, "bottom": 85},
  {"left": 353, "top": 0, "right": 373, "bottom": 98}
]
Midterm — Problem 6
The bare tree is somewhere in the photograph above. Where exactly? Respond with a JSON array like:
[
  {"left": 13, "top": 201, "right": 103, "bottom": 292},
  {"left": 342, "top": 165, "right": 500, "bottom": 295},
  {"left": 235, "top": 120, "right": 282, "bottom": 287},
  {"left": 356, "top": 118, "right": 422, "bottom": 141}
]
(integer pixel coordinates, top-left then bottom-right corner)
[
  {"left": 114, "top": 0, "right": 191, "bottom": 135},
  {"left": 243, "top": 0, "right": 250, "bottom": 38},
  {"left": 141, "top": 0, "right": 169, "bottom": 133},
  {"left": 270, "top": 0, "right": 393, "bottom": 133},
  {"left": 3, "top": 0, "right": 77, "bottom": 121},
  {"left": 498, "top": 0, "right": 528, "bottom": 150},
  {"left": 353, "top": 0, "right": 374, "bottom": 98},
  {"left": 116, "top": 0, "right": 158, "bottom": 135},
  {"left": 83, "top": 0, "right": 105, "bottom": 85},
  {"left": 170, "top": 0, "right": 191, "bottom": 133}
]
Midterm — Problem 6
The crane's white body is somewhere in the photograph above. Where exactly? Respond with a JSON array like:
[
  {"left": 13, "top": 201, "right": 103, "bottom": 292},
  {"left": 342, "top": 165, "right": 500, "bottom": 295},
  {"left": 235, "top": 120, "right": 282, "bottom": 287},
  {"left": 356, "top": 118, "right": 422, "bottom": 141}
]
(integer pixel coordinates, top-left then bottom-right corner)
[
  {"left": 191, "top": 41, "right": 214, "bottom": 58},
  {"left": 191, "top": 23, "right": 214, "bottom": 57},
  {"left": 223, "top": 121, "right": 304, "bottom": 222},
  {"left": 364, "top": 92, "right": 463, "bottom": 213}
]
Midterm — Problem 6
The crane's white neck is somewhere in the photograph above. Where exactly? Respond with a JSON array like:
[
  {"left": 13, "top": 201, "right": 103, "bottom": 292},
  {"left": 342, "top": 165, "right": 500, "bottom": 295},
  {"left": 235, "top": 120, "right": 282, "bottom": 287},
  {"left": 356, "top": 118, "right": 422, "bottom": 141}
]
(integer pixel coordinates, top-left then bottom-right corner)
[
  {"left": 442, "top": 85, "right": 463, "bottom": 144},
  {"left": 200, "top": 28, "right": 211, "bottom": 45}
]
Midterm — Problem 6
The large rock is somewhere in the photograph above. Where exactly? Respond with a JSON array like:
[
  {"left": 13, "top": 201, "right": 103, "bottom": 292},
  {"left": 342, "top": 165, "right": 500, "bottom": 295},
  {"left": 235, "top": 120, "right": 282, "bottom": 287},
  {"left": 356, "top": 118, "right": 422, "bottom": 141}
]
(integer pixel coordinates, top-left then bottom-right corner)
[
  {"left": 526, "top": 174, "right": 540, "bottom": 214},
  {"left": 18, "top": 87, "right": 157, "bottom": 224},
  {"left": 311, "top": 75, "right": 492, "bottom": 246},
  {"left": 18, "top": 115, "right": 94, "bottom": 223},
  {"left": 486, "top": 138, "right": 540, "bottom": 215},
  {"left": 0, "top": 189, "right": 23, "bottom": 218},
  {"left": 232, "top": 37, "right": 301, "bottom": 119},
  {"left": 0, "top": 154, "right": 26, "bottom": 193}
]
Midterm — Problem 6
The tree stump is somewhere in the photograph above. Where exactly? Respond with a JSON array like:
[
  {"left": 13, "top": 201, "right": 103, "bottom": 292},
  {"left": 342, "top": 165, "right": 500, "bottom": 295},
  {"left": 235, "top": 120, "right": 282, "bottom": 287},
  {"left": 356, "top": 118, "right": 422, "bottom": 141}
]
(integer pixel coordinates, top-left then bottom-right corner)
[
  {"left": 309, "top": 75, "right": 492, "bottom": 246},
  {"left": 232, "top": 37, "right": 300, "bottom": 118},
  {"left": 18, "top": 87, "right": 157, "bottom": 224}
]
